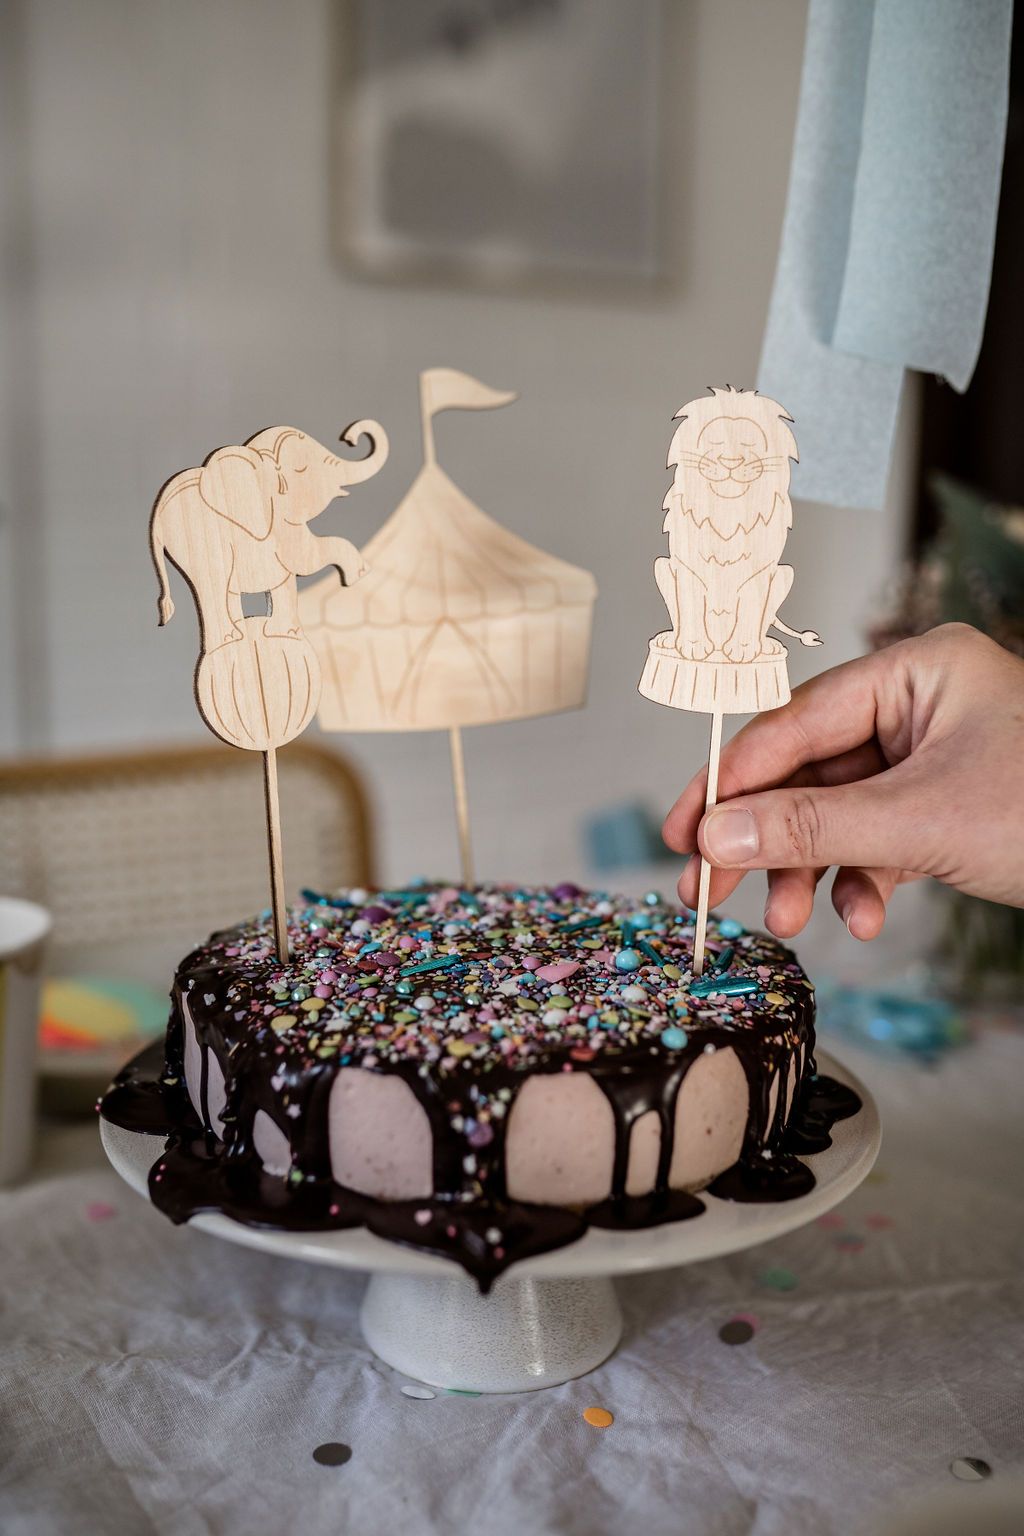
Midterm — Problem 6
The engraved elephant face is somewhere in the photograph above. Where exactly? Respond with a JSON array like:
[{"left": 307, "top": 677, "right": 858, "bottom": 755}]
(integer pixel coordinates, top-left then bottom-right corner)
[
  {"left": 193, "top": 421, "right": 389, "bottom": 541},
  {"left": 246, "top": 421, "right": 389, "bottom": 526}
]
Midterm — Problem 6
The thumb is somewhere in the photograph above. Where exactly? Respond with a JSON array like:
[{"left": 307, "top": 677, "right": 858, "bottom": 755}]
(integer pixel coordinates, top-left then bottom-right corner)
[{"left": 698, "top": 775, "right": 928, "bottom": 874}]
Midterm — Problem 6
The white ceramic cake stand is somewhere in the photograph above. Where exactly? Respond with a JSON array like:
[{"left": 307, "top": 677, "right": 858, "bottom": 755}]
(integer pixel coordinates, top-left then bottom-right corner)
[{"left": 101, "top": 1051, "right": 878, "bottom": 1394}]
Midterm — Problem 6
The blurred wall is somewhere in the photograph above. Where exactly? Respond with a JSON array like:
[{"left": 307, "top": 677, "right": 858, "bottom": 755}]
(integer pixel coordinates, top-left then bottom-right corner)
[{"left": 0, "top": 0, "right": 914, "bottom": 892}]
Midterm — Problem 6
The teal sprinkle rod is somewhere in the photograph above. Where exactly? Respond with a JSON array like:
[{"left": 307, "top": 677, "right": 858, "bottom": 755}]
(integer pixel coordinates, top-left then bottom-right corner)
[
  {"left": 638, "top": 939, "right": 666, "bottom": 967},
  {"left": 399, "top": 955, "right": 465, "bottom": 978}
]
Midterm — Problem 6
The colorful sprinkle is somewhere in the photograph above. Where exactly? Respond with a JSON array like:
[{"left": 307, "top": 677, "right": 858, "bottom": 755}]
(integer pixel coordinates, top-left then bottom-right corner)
[
  {"left": 757, "top": 1267, "right": 798, "bottom": 1291},
  {"left": 718, "top": 1317, "right": 757, "bottom": 1344},
  {"left": 660, "top": 1026, "right": 688, "bottom": 1050},
  {"left": 312, "top": 1443, "right": 352, "bottom": 1466},
  {"left": 614, "top": 948, "right": 642, "bottom": 973},
  {"left": 85, "top": 1201, "right": 117, "bottom": 1222}
]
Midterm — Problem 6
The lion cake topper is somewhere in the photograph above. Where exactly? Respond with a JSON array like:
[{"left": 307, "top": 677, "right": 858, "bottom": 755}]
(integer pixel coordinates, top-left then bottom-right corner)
[
  {"left": 150, "top": 416, "right": 389, "bottom": 961},
  {"left": 638, "top": 386, "right": 821, "bottom": 973}
]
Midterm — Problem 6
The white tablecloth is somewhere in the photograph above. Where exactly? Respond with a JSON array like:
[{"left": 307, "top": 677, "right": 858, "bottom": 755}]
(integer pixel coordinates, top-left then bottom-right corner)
[{"left": 3, "top": 1028, "right": 1024, "bottom": 1536}]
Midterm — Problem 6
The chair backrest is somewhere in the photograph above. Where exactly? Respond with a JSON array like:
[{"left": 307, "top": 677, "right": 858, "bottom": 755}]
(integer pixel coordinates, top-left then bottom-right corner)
[{"left": 0, "top": 740, "right": 373, "bottom": 982}]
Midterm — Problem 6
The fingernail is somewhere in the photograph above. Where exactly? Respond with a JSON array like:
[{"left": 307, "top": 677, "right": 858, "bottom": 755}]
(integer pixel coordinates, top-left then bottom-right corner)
[
  {"left": 842, "top": 903, "right": 857, "bottom": 938},
  {"left": 764, "top": 892, "right": 776, "bottom": 929},
  {"left": 703, "top": 808, "right": 758, "bottom": 865}
]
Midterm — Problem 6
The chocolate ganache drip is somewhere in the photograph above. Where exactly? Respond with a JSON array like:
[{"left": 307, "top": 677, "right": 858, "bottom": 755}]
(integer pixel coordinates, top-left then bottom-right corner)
[{"left": 101, "top": 883, "right": 860, "bottom": 1290}]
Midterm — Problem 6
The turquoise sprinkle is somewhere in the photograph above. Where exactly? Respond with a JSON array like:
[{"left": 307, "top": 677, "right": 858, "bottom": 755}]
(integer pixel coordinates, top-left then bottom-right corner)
[
  {"left": 660, "top": 1026, "right": 688, "bottom": 1049},
  {"left": 358, "top": 941, "right": 382, "bottom": 955},
  {"left": 300, "top": 889, "right": 350, "bottom": 909},
  {"left": 718, "top": 918, "right": 745, "bottom": 939},
  {"left": 712, "top": 945, "right": 735, "bottom": 973},
  {"left": 614, "top": 948, "right": 642, "bottom": 973},
  {"left": 400, "top": 955, "right": 463, "bottom": 978},
  {"left": 638, "top": 939, "right": 665, "bottom": 967},
  {"left": 688, "top": 976, "right": 718, "bottom": 998},
  {"left": 490, "top": 1025, "right": 505, "bottom": 1040},
  {"left": 559, "top": 916, "right": 604, "bottom": 934},
  {"left": 715, "top": 977, "right": 760, "bottom": 996}
]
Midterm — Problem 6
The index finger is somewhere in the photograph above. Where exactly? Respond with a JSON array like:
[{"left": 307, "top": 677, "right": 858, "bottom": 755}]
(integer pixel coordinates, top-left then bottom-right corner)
[{"left": 662, "top": 647, "right": 895, "bottom": 854}]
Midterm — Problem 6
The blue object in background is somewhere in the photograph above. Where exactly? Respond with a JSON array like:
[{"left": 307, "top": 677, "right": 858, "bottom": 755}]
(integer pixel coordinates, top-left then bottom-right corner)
[
  {"left": 759, "top": 0, "right": 1012, "bottom": 510},
  {"left": 585, "top": 801, "right": 674, "bottom": 872},
  {"left": 818, "top": 980, "right": 966, "bottom": 1062}
]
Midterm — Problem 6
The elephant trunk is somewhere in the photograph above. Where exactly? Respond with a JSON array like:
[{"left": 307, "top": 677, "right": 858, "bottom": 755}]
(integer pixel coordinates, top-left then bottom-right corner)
[{"left": 337, "top": 419, "right": 389, "bottom": 485}]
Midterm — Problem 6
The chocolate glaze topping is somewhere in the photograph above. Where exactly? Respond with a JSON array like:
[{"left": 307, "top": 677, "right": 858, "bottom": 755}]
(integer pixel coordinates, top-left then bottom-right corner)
[{"left": 100, "top": 883, "right": 860, "bottom": 1290}]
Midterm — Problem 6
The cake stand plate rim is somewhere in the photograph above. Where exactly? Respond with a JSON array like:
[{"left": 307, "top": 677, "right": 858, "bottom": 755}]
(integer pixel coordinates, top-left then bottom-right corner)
[{"left": 99, "top": 1050, "right": 880, "bottom": 1280}]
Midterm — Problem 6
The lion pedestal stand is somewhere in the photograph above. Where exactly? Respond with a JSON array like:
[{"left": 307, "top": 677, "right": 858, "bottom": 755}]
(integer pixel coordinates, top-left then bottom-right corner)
[{"left": 638, "top": 632, "right": 792, "bottom": 716}]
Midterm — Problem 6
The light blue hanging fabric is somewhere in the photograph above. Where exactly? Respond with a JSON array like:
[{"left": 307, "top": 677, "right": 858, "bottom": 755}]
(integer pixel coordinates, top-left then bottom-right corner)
[{"left": 759, "top": 0, "right": 1012, "bottom": 510}]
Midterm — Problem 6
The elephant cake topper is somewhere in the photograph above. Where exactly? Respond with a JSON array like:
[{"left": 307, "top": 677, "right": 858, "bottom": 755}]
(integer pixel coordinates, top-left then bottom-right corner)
[
  {"left": 638, "top": 386, "right": 822, "bottom": 974},
  {"left": 299, "top": 367, "right": 597, "bottom": 885},
  {"left": 150, "top": 416, "right": 389, "bottom": 961}
]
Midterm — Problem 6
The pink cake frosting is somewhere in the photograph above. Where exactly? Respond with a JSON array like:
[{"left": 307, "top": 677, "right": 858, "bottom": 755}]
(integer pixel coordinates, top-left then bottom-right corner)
[{"left": 102, "top": 882, "right": 847, "bottom": 1287}]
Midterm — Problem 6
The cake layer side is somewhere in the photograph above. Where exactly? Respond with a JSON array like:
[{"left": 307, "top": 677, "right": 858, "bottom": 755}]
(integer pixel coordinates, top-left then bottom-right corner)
[{"left": 169, "top": 884, "right": 815, "bottom": 1215}]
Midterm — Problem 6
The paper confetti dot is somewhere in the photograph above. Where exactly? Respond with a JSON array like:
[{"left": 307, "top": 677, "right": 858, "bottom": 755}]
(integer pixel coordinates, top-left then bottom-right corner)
[
  {"left": 950, "top": 1457, "right": 991, "bottom": 1482},
  {"left": 85, "top": 1201, "right": 117, "bottom": 1222},
  {"left": 816, "top": 1212, "right": 845, "bottom": 1230},
  {"left": 400, "top": 1384, "right": 436, "bottom": 1400},
  {"left": 865, "top": 1213, "right": 894, "bottom": 1230},
  {"left": 718, "top": 1318, "right": 756, "bottom": 1345},
  {"left": 583, "top": 1406, "right": 614, "bottom": 1428},
  {"left": 312, "top": 1442, "right": 352, "bottom": 1467},
  {"left": 757, "top": 1267, "right": 798, "bottom": 1291}
]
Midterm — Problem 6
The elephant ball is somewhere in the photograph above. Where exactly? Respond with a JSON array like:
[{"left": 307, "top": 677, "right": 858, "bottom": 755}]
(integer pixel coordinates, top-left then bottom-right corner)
[{"left": 196, "top": 619, "right": 322, "bottom": 752}]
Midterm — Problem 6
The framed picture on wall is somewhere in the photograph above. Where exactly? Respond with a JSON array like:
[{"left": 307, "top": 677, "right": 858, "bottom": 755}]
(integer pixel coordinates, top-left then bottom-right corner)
[{"left": 334, "top": 0, "right": 667, "bottom": 293}]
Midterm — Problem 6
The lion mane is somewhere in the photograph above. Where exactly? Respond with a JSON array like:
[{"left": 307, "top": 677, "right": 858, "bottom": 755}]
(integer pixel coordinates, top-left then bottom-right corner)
[{"left": 663, "top": 386, "right": 798, "bottom": 552}]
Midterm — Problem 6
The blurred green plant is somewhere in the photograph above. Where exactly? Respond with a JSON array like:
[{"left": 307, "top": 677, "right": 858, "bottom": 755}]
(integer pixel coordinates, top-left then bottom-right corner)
[{"left": 870, "top": 475, "right": 1024, "bottom": 1001}]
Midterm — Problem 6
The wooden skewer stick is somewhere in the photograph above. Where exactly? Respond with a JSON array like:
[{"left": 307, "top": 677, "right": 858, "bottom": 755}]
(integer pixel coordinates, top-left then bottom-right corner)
[
  {"left": 262, "top": 746, "right": 289, "bottom": 963},
  {"left": 692, "top": 709, "right": 723, "bottom": 977},
  {"left": 448, "top": 725, "right": 474, "bottom": 888}
]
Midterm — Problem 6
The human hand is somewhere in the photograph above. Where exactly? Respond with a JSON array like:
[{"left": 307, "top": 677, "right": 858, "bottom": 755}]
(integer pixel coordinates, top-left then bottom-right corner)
[{"left": 663, "top": 624, "right": 1024, "bottom": 940}]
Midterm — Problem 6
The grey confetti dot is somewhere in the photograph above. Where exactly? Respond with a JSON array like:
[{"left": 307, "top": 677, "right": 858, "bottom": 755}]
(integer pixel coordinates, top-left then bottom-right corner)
[
  {"left": 401, "top": 1383, "right": 437, "bottom": 1400},
  {"left": 718, "top": 1319, "right": 755, "bottom": 1346},
  {"left": 313, "top": 1442, "right": 352, "bottom": 1467},
  {"left": 950, "top": 1457, "right": 992, "bottom": 1482}
]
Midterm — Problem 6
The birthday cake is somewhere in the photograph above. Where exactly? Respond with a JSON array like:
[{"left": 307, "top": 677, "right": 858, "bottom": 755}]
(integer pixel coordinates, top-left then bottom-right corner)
[{"left": 102, "top": 882, "right": 859, "bottom": 1287}]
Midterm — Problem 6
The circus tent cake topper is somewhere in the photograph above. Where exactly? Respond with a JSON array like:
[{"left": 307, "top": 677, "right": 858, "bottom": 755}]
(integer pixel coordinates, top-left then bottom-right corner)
[
  {"left": 638, "top": 386, "right": 822, "bottom": 973},
  {"left": 149, "top": 416, "right": 389, "bottom": 961},
  {"left": 300, "top": 367, "right": 597, "bottom": 882}
]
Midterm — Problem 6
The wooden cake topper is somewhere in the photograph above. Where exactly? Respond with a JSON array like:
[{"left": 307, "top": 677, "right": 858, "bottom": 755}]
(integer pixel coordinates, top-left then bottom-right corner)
[
  {"left": 638, "top": 387, "right": 821, "bottom": 973},
  {"left": 150, "top": 419, "right": 389, "bottom": 960},
  {"left": 299, "top": 367, "right": 597, "bottom": 883}
]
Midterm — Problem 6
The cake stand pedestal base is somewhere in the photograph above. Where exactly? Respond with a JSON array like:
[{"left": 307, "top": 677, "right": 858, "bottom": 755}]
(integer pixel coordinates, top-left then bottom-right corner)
[{"left": 360, "top": 1270, "right": 623, "bottom": 1394}]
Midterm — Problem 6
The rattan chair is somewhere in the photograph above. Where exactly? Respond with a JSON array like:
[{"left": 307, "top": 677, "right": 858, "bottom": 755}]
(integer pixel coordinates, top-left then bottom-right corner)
[{"left": 0, "top": 739, "right": 374, "bottom": 984}]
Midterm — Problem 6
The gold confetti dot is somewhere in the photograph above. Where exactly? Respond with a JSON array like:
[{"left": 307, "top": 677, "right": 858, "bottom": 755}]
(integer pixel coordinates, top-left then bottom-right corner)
[{"left": 583, "top": 1406, "right": 614, "bottom": 1428}]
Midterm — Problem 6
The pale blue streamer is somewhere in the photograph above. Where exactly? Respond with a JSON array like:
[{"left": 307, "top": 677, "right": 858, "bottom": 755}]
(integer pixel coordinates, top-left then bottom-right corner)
[{"left": 759, "top": 0, "right": 1012, "bottom": 510}]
